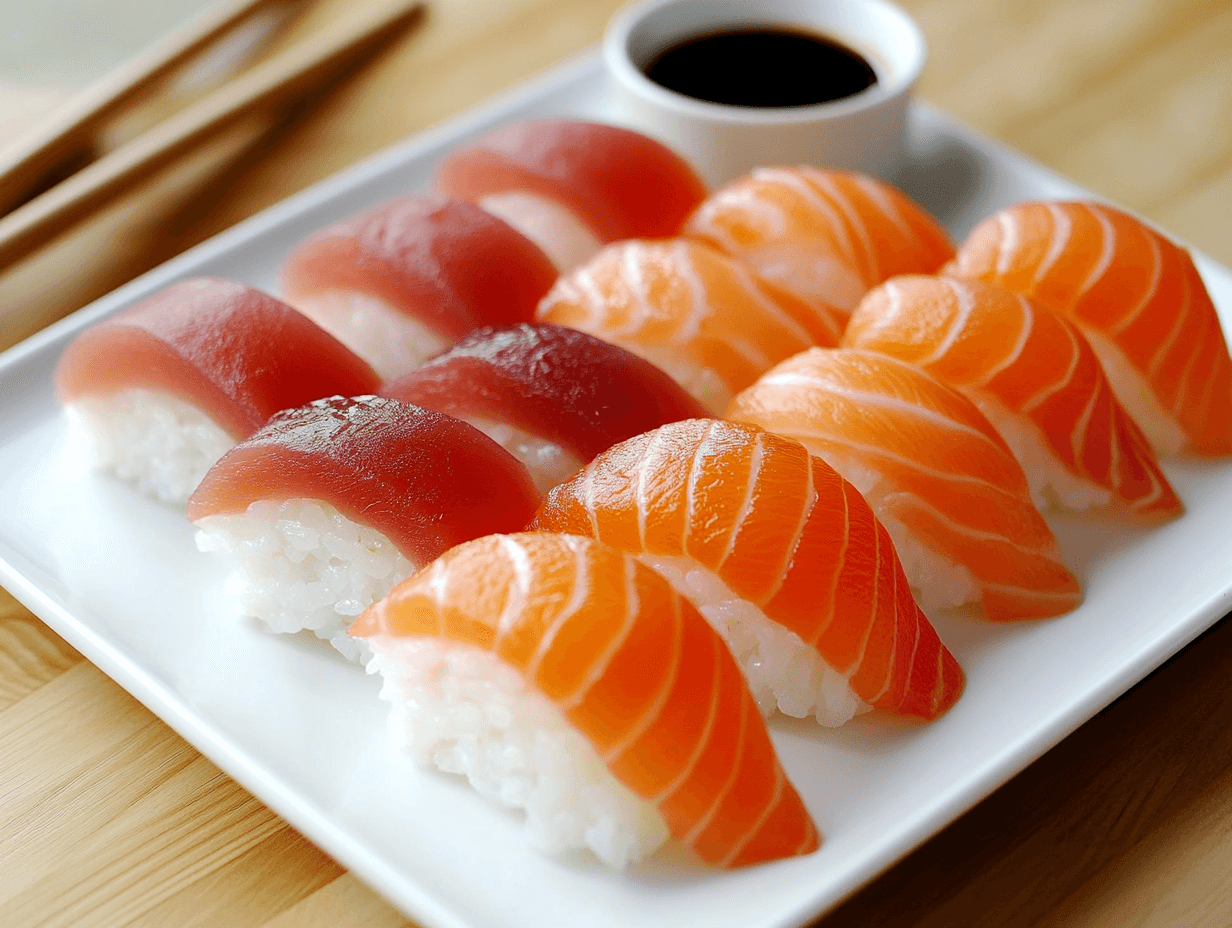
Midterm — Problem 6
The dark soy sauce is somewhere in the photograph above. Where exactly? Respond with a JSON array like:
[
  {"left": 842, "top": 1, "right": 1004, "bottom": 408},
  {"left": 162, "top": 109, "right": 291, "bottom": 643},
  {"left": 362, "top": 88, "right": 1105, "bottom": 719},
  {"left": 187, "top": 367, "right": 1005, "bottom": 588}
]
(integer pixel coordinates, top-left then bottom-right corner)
[{"left": 643, "top": 27, "right": 878, "bottom": 108}]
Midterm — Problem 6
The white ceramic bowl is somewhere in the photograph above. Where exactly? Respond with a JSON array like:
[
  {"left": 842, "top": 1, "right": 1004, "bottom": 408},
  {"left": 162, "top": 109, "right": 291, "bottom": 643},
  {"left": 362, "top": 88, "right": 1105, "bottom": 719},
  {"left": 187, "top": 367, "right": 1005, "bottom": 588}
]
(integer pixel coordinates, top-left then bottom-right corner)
[{"left": 602, "top": 0, "right": 926, "bottom": 186}]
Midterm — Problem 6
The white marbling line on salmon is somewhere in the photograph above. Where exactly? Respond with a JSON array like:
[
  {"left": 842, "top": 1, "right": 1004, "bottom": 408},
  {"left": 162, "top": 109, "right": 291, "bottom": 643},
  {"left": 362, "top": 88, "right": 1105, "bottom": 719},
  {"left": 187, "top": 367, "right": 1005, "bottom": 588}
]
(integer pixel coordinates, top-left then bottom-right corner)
[
  {"left": 994, "top": 211, "right": 1021, "bottom": 279},
  {"left": 892, "top": 492, "right": 1062, "bottom": 559},
  {"left": 714, "top": 431, "right": 766, "bottom": 575},
  {"left": 856, "top": 174, "right": 918, "bottom": 243},
  {"left": 862, "top": 525, "right": 901, "bottom": 704},
  {"left": 972, "top": 291, "right": 1036, "bottom": 389},
  {"left": 1076, "top": 205, "right": 1118, "bottom": 302},
  {"left": 915, "top": 277, "right": 976, "bottom": 369},
  {"left": 975, "top": 578, "right": 1080, "bottom": 603},
  {"left": 1066, "top": 363, "right": 1103, "bottom": 466},
  {"left": 681, "top": 682, "right": 750, "bottom": 846},
  {"left": 757, "top": 368, "right": 1009, "bottom": 450},
  {"left": 1011, "top": 315, "right": 1078, "bottom": 414},
  {"left": 814, "top": 172, "right": 879, "bottom": 283},
  {"left": 581, "top": 457, "right": 603, "bottom": 541},
  {"left": 1148, "top": 246, "right": 1192, "bottom": 381},
  {"left": 492, "top": 535, "right": 533, "bottom": 648},
  {"left": 523, "top": 538, "right": 593, "bottom": 685},
  {"left": 556, "top": 550, "right": 641, "bottom": 713},
  {"left": 634, "top": 428, "right": 672, "bottom": 553},
  {"left": 601, "top": 590, "right": 683, "bottom": 765},
  {"left": 762, "top": 168, "right": 864, "bottom": 274},
  {"left": 849, "top": 278, "right": 906, "bottom": 346},
  {"left": 649, "top": 631, "right": 722, "bottom": 805},
  {"left": 756, "top": 449, "right": 819, "bottom": 610},
  {"left": 729, "top": 259, "right": 817, "bottom": 346},
  {"left": 849, "top": 503, "right": 887, "bottom": 700},
  {"left": 1034, "top": 203, "right": 1074, "bottom": 291},
  {"left": 683, "top": 421, "right": 720, "bottom": 560},
  {"left": 815, "top": 474, "right": 852, "bottom": 646},
  {"left": 670, "top": 241, "right": 710, "bottom": 344},
  {"left": 779, "top": 422, "right": 1029, "bottom": 499},
  {"left": 719, "top": 762, "right": 788, "bottom": 868},
  {"left": 1108, "top": 216, "right": 1162, "bottom": 337}
]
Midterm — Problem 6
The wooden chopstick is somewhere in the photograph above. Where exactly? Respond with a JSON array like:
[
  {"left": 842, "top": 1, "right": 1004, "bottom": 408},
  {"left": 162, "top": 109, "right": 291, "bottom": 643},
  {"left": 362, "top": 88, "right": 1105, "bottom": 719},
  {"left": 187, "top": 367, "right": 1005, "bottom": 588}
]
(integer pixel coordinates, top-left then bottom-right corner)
[
  {"left": 0, "top": 0, "right": 426, "bottom": 273},
  {"left": 0, "top": 0, "right": 304, "bottom": 216}
]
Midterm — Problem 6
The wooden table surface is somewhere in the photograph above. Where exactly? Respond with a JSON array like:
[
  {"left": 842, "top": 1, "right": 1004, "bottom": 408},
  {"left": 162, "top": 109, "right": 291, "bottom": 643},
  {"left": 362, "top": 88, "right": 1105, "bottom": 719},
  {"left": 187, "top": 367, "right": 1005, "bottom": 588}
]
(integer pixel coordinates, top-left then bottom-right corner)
[{"left": 2, "top": 0, "right": 1231, "bottom": 925}]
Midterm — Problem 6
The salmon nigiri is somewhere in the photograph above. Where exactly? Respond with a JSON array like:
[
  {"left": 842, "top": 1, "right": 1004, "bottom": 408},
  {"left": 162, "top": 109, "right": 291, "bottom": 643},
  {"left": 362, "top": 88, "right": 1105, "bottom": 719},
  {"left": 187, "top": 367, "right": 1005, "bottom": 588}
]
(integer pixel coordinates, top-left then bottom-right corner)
[
  {"left": 536, "top": 238, "right": 839, "bottom": 413},
  {"left": 946, "top": 200, "right": 1232, "bottom": 456},
  {"left": 844, "top": 275, "right": 1182, "bottom": 519},
  {"left": 683, "top": 166, "right": 955, "bottom": 335},
  {"left": 351, "top": 532, "right": 820, "bottom": 869},
  {"left": 728, "top": 349, "right": 1082, "bottom": 621},
  {"left": 530, "top": 419, "right": 964, "bottom": 725}
]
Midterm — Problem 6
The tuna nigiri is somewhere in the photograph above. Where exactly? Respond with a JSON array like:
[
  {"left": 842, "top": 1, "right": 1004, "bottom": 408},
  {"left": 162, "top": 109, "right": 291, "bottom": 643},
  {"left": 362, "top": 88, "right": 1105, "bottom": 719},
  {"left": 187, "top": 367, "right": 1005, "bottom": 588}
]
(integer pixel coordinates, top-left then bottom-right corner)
[
  {"left": 728, "top": 348, "right": 1081, "bottom": 621},
  {"left": 530, "top": 419, "right": 964, "bottom": 725},
  {"left": 946, "top": 200, "right": 1232, "bottom": 456},
  {"left": 55, "top": 277, "right": 380, "bottom": 505},
  {"left": 351, "top": 531, "right": 820, "bottom": 869},
  {"left": 380, "top": 323, "right": 707, "bottom": 494},
  {"left": 435, "top": 118, "right": 708, "bottom": 272},
  {"left": 536, "top": 238, "right": 840, "bottom": 413},
  {"left": 189, "top": 395, "right": 540, "bottom": 659},
  {"left": 279, "top": 194, "right": 558, "bottom": 379},
  {"left": 844, "top": 275, "right": 1182, "bottom": 518},
  {"left": 683, "top": 166, "right": 955, "bottom": 334}
]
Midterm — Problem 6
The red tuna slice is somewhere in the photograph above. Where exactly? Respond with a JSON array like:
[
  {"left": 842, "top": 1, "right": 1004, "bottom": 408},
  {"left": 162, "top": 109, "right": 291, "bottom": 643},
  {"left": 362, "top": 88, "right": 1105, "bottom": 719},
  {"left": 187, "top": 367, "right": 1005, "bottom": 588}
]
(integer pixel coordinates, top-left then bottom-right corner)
[
  {"left": 278, "top": 194, "right": 558, "bottom": 380},
  {"left": 434, "top": 119, "right": 708, "bottom": 271},
  {"left": 55, "top": 277, "right": 380, "bottom": 440},
  {"left": 188, "top": 395, "right": 542, "bottom": 566},
  {"left": 380, "top": 323, "right": 709, "bottom": 493}
]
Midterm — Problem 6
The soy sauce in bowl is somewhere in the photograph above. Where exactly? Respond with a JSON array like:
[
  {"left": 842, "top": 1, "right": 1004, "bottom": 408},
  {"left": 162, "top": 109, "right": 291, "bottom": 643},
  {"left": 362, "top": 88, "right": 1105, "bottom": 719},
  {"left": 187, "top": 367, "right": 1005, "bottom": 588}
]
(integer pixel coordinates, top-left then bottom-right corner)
[{"left": 643, "top": 27, "right": 878, "bottom": 108}]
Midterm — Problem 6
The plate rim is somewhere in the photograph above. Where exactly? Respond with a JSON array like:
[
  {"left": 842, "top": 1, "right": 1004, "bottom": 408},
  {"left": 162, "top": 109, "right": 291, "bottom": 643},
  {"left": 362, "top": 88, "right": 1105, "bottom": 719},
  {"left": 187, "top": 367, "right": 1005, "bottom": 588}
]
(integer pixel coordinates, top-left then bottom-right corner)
[{"left": 3, "top": 47, "right": 1232, "bottom": 928}]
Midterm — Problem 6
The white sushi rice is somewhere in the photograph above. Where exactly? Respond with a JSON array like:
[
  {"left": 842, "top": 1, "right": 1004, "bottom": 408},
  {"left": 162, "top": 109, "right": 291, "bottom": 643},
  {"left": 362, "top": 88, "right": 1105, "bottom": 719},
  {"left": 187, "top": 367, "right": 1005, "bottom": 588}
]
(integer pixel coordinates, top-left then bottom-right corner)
[
  {"left": 466, "top": 417, "right": 583, "bottom": 495},
  {"left": 1080, "top": 325, "right": 1188, "bottom": 456},
  {"left": 194, "top": 498, "right": 416, "bottom": 662},
  {"left": 289, "top": 290, "right": 448, "bottom": 381},
  {"left": 64, "top": 389, "right": 235, "bottom": 506},
  {"left": 365, "top": 635, "right": 670, "bottom": 868},
  {"left": 970, "top": 393, "right": 1112, "bottom": 512},
  {"left": 478, "top": 191, "right": 602, "bottom": 273},
  {"left": 640, "top": 555, "right": 869, "bottom": 727},
  {"left": 819, "top": 452, "right": 982, "bottom": 616}
]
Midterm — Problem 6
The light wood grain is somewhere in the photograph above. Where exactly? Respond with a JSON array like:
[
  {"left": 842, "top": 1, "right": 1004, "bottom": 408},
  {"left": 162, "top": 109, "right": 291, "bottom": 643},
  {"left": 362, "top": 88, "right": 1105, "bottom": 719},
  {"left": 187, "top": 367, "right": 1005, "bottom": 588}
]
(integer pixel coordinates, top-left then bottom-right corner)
[
  {"left": 0, "top": 1, "right": 1230, "bottom": 926},
  {"left": 0, "top": 0, "right": 424, "bottom": 275},
  {"left": 0, "top": 0, "right": 293, "bottom": 214}
]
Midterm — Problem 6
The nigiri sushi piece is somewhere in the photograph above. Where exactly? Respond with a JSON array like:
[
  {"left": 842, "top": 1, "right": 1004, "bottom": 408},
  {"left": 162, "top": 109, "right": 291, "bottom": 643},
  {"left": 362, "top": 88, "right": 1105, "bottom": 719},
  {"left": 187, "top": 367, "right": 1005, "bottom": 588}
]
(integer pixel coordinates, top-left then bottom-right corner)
[
  {"left": 844, "top": 275, "right": 1182, "bottom": 519},
  {"left": 188, "top": 395, "right": 540, "bottom": 660},
  {"left": 536, "top": 238, "right": 840, "bottom": 414},
  {"left": 351, "top": 531, "right": 820, "bottom": 869},
  {"left": 529, "top": 419, "right": 964, "bottom": 725},
  {"left": 54, "top": 277, "right": 380, "bottom": 506},
  {"left": 380, "top": 323, "right": 708, "bottom": 494},
  {"left": 728, "top": 348, "right": 1081, "bottom": 621},
  {"left": 945, "top": 200, "right": 1232, "bottom": 456},
  {"left": 279, "top": 193, "right": 557, "bottom": 379},
  {"left": 435, "top": 119, "right": 708, "bottom": 272},
  {"left": 683, "top": 166, "right": 955, "bottom": 335}
]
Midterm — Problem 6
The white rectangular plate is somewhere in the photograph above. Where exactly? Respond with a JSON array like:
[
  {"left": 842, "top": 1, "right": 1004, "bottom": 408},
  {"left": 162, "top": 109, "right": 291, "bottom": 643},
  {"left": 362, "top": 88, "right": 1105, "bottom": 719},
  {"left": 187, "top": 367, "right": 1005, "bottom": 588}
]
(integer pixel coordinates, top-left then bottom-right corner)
[{"left": 3, "top": 52, "right": 1232, "bottom": 928}]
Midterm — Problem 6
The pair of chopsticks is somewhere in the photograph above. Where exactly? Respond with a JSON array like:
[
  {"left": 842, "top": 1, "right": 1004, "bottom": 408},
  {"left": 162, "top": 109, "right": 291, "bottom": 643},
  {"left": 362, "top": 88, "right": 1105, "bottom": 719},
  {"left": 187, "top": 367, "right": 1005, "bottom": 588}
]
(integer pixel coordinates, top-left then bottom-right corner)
[{"left": 0, "top": 0, "right": 426, "bottom": 272}]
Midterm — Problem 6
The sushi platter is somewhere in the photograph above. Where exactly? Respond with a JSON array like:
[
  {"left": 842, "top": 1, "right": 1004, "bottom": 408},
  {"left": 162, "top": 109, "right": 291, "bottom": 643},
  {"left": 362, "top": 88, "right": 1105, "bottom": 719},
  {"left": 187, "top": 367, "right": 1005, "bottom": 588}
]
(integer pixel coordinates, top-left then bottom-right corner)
[{"left": 4, "top": 50, "right": 1232, "bottom": 928}]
